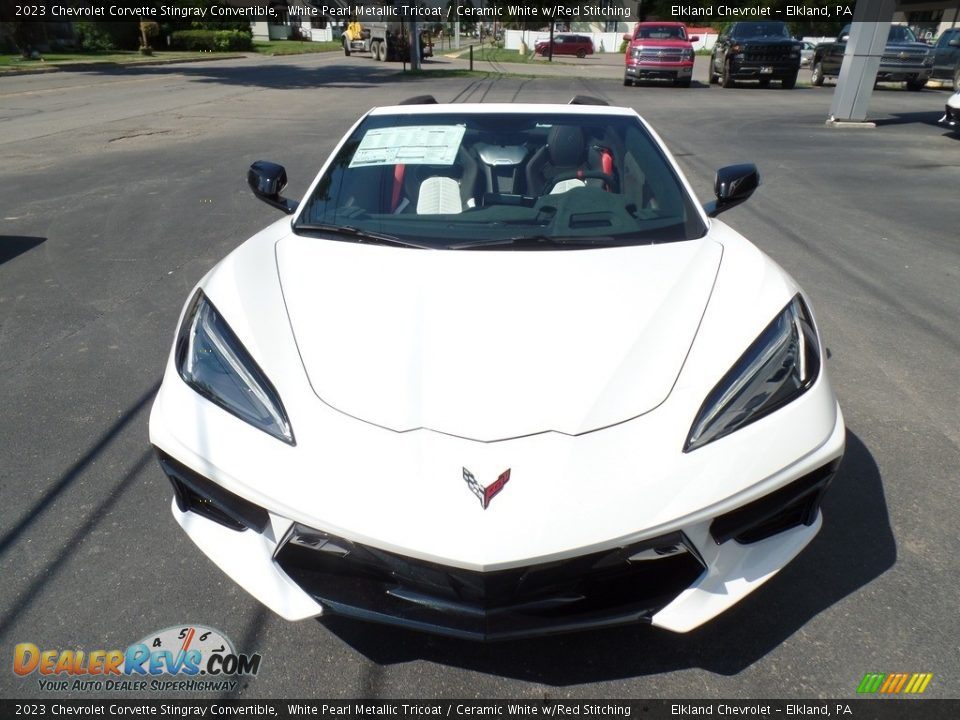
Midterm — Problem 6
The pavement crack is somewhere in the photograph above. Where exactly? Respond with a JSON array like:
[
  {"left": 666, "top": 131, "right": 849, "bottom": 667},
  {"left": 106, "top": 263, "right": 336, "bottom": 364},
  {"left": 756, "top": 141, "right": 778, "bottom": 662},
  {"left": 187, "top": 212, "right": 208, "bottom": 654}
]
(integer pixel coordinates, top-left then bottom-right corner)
[{"left": 108, "top": 129, "right": 172, "bottom": 143}]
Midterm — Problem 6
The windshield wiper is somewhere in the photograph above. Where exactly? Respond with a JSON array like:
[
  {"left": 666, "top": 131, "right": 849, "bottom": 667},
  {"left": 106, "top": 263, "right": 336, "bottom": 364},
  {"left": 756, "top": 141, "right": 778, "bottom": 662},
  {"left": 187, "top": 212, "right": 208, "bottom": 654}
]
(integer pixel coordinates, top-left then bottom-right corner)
[
  {"left": 447, "top": 235, "right": 615, "bottom": 250},
  {"left": 293, "top": 223, "right": 432, "bottom": 249}
]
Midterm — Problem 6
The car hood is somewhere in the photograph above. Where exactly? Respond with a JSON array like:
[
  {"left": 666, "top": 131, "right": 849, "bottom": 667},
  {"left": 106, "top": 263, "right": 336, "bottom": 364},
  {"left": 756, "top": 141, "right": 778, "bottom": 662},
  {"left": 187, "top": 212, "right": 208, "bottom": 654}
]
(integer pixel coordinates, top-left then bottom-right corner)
[
  {"left": 885, "top": 41, "right": 930, "bottom": 49},
  {"left": 276, "top": 236, "right": 722, "bottom": 441},
  {"left": 740, "top": 36, "right": 796, "bottom": 43}
]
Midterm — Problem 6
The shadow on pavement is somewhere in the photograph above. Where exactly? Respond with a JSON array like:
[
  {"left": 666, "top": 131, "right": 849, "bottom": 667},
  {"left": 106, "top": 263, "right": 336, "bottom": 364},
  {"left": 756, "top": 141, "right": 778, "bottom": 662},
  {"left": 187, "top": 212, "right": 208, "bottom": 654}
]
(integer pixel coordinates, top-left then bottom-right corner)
[
  {"left": 55, "top": 60, "right": 404, "bottom": 91},
  {"left": 318, "top": 431, "right": 894, "bottom": 684},
  {"left": 0, "top": 236, "right": 45, "bottom": 266},
  {"left": 874, "top": 110, "right": 949, "bottom": 127}
]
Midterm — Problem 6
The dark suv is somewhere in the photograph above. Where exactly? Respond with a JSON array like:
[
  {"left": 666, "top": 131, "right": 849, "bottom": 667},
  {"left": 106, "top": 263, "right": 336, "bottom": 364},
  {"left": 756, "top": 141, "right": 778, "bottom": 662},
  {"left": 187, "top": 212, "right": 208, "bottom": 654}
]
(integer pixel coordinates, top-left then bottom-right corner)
[
  {"left": 710, "top": 22, "right": 801, "bottom": 89},
  {"left": 931, "top": 27, "right": 960, "bottom": 91}
]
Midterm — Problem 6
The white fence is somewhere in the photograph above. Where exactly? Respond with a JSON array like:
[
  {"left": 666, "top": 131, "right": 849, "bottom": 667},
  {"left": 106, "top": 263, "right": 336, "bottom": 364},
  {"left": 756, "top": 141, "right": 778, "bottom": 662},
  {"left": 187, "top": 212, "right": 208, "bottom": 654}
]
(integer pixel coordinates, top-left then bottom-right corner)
[
  {"left": 250, "top": 22, "right": 334, "bottom": 43},
  {"left": 504, "top": 28, "right": 719, "bottom": 54},
  {"left": 308, "top": 27, "right": 334, "bottom": 42},
  {"left": 690, "top": 33, "right": 717, "bottom": 52},
  {"left": 503, "top": 29, "right": 624, "bottom": 54}
]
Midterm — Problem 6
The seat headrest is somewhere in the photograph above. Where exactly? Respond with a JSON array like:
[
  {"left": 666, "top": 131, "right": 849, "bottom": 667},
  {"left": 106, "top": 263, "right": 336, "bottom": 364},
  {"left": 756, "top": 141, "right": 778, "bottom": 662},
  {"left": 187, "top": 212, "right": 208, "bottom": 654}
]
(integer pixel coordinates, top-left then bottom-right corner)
[{"left": 547, "top": 125, "right": 585, "bottom": 168}]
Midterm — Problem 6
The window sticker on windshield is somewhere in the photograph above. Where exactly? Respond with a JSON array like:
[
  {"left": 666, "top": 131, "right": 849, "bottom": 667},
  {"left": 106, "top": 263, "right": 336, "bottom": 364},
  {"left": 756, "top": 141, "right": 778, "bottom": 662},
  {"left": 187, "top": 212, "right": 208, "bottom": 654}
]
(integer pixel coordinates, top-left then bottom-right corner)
[{"left": 349, "top": 125, "right": 466, "bottom": 168}]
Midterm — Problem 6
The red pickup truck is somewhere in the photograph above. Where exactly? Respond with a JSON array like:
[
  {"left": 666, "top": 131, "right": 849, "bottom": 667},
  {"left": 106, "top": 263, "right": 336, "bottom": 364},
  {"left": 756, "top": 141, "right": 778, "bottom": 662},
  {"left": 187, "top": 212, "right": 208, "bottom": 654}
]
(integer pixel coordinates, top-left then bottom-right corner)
[{"left": 623, "top": 22, "right": 698, "bottom": 88}]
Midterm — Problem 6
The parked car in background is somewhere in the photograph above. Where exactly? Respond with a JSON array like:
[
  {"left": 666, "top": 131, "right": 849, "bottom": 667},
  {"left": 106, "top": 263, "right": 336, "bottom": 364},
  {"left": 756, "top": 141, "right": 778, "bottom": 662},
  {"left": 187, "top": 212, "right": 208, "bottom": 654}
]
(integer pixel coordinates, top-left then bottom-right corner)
[
  {"left": 800, "top": 40, "right": 816, "bottom": 67},
  {"left": 940, "top": 87, "right": 960, "bottom": 132},
  {"left": 535, "top": 34, "right": 594, "bottom": 59},
  {"left": 623, "top": 21, "right": 698, "bottom": 87},
  {"left": 931, "top": 27, "right": 960, "bottom": 91},
  {"left": 811, "top": 24, "right": 932, "bottom": 91},
  {"left": 710, "top": 22, "right": 802, "bottom": 89}
]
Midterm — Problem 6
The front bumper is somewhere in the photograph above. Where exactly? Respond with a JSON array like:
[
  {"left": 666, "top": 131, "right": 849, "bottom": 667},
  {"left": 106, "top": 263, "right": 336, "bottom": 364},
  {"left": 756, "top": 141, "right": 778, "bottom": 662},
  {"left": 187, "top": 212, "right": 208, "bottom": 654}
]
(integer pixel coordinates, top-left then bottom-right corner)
[
  {"left": 729, "top": 61, "right": 799, "bottom": 80},
  {"left": 151, "top": 363, "right": 845, "bottom": 637},
  {"left": 876, "top": 67, "right": 931, "bottom": 82},
  {"left": 940, "top": 102, "right": 959, "bottom": 128},
  {"left": 625, "top": 63, "right": 693, "bottom": 81}
]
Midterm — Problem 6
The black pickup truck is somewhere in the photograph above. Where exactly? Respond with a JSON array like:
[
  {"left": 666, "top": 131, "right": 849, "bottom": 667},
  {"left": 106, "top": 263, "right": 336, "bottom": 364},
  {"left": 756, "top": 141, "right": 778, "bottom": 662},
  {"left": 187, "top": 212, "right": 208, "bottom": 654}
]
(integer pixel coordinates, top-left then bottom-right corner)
[
  {"left": 709, "top": 22, "right": 802, "bottom": 89},
  {"left": 930, "top": 26, "right": 960, "bottom": 91},
  {"left": 810, "top": 24, "right": 932, "bottom": 91}
]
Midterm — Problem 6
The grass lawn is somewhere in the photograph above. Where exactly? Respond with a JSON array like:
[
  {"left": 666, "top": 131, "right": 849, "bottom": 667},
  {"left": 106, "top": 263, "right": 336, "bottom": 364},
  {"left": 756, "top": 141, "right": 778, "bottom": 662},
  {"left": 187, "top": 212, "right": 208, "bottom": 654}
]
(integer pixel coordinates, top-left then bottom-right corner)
[
  {"left": 0, "top": 50, "right": 229, "bottom": 71},
  {"left": 252, "top": 40, "right": 341, "bottom": 55},
  {"left": 455, "top": 46, "right": 625, "bottom": 64},
  {"left": 457, "top": 47, "right": 537, "bottom": 64},
  {"left": 0, "top": 40, "right": 340, "bottom": 72}
]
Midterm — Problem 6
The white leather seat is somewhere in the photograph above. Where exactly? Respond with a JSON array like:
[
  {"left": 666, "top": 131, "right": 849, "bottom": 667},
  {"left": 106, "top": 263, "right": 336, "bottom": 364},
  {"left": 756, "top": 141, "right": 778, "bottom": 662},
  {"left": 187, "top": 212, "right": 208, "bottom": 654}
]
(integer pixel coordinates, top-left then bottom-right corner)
[{"left": 416, "top": 176, "right": 462, "bottom": 214}]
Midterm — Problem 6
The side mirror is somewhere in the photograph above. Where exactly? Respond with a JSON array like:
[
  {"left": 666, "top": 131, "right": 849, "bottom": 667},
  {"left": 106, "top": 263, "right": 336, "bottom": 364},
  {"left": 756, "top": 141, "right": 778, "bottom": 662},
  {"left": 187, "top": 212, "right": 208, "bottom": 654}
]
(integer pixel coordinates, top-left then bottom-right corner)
[
  {"left": 705, "top": 163, "right": 760, "bottom": 217},
  {"left": 839, "top": 33, "right": 849, "bottom": 42},
  {"left": 248, "top": 161, "right": 298, "bottom": 215},
  {"left": 623, "top": 34, "right": 631, "bottom": 42},
  {"left": 949, "top": 38, "right": 960, "bottom": 47},
  {"left": 690, "top": 35, "right": 700, "bottom": 42}
]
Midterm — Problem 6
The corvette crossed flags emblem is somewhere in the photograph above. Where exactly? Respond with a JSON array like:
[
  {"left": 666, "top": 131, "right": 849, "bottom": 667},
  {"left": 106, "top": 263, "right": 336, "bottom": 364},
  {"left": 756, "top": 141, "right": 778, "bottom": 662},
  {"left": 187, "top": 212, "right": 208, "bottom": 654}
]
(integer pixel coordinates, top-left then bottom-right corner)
[{"left": 463, "top": 467, "right": 511, "bottom": 510}]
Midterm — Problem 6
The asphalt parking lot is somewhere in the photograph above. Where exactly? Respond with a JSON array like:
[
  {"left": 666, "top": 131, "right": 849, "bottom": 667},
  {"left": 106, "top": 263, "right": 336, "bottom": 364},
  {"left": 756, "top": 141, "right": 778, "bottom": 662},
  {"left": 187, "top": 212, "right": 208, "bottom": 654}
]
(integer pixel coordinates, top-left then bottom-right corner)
[{"left": 1, "top": 50, "right": 958, "bottom": 701}]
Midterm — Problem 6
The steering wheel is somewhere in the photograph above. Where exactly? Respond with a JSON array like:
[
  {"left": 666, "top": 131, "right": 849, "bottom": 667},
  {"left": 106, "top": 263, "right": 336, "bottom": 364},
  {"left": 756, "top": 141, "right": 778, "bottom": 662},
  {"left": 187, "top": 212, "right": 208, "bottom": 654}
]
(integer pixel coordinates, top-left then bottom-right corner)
[{"left": 546, "top": 169, "right": 618, "bottom": 194}]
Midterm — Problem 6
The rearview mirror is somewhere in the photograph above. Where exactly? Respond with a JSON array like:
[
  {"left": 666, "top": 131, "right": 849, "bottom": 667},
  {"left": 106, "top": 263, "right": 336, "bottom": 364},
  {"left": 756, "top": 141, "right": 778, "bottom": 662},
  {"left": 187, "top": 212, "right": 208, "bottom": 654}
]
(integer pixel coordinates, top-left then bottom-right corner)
[
  {"left": 705, "top": 164, "right": 760, "bottom": 217},
  {"left": 248, "top": 161, "right": 298, "bottom": 215}
]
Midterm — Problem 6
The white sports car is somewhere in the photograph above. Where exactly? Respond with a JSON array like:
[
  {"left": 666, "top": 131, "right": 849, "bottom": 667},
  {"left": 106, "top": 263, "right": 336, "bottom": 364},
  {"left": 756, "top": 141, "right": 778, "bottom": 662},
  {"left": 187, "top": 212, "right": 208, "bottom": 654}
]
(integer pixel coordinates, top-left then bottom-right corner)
[
  {"left": 941, "top": 87, "right": 960, "bottom": 131},
  {"left": 149, "top": 97, "right": 845, "bottom": 640}
]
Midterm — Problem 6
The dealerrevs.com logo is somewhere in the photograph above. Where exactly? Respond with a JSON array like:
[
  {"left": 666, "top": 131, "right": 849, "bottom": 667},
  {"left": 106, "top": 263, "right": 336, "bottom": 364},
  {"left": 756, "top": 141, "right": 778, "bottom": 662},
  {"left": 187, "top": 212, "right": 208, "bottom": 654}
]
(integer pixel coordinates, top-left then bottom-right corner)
[{"left": 13, "top": 625, "right": 261, "bottom": 693}]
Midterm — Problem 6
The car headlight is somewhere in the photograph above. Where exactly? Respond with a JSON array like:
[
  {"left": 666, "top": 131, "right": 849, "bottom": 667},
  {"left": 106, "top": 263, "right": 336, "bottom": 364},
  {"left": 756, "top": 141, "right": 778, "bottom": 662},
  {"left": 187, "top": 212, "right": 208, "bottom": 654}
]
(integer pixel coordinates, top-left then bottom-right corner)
[
  {"left": 684, "top": 295, "right": 820, "bottom": 452},
  {"left": 176, "top": 291, "right": 295, "bottom": 445}
]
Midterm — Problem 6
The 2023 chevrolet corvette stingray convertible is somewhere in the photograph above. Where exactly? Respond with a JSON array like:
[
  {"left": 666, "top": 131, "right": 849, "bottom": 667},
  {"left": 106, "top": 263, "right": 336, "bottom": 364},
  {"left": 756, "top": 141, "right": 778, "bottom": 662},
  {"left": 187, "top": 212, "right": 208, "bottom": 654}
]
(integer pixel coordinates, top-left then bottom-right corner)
[{"left": 149, "top": 97, "right": 845, "bottom": 640}]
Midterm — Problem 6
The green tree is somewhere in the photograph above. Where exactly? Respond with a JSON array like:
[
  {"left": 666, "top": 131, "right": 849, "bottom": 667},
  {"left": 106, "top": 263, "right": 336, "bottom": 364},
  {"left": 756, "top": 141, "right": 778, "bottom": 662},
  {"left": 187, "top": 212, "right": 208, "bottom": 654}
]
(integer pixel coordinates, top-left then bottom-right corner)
[{"left": 3, "top": 21, "right": 36, "bottom": 57}]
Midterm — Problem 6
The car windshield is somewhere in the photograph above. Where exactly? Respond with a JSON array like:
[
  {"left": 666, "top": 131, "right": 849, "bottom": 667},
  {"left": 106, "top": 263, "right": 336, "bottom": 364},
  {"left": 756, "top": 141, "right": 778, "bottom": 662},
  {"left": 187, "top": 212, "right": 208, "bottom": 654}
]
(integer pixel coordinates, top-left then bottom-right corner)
[
  {"left": 839, "top": 25, "right": 918, "bottom": 43},
  {"left": 735, "top": 23, "right": 790, "bottom": 39},
  {"left": 294, "top": 111, "right": 707, "bottom": 249},
  {"left": 638, "top": 26, "right": 685, "bottom": 40},
  {"left": 888, "top": 25, "right": 918, "bottom": 43}
]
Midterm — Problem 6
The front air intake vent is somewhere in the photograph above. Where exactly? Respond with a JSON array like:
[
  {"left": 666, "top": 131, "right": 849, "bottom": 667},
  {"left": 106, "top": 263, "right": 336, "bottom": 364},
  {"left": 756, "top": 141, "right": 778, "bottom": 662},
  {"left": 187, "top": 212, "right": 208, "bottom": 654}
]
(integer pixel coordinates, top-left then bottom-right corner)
[
  {"left": 711, "top": 459, "right": 841, "bottom": 545},
  {"left": 155, "top": 448, "right": 269, "bottom": 533}
]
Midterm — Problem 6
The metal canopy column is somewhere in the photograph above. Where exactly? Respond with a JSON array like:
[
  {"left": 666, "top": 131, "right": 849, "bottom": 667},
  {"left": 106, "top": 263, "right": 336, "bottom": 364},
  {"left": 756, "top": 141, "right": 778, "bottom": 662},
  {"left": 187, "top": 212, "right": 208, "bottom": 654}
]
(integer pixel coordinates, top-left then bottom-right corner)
[{"left": 828, "top": 0, "right": 898, "bottom": 123}]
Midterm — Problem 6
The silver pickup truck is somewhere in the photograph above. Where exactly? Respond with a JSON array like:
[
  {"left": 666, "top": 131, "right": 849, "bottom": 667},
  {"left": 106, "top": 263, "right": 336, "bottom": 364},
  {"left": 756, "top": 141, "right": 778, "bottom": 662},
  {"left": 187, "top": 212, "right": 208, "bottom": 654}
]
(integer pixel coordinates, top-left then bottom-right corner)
[{"left": 811, "top": 24, "right": 933, "bottom": 91}]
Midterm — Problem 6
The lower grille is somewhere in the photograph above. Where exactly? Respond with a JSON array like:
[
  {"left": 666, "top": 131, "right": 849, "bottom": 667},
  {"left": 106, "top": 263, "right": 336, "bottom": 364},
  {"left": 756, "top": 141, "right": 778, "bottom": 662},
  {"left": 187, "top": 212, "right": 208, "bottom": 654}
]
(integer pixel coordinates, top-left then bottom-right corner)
[
  {"left": 744, "top": 44, "right": 795, "bottom": 63},
  {"left": 275, "top": 528, "right": 706, "bottom": 640}
]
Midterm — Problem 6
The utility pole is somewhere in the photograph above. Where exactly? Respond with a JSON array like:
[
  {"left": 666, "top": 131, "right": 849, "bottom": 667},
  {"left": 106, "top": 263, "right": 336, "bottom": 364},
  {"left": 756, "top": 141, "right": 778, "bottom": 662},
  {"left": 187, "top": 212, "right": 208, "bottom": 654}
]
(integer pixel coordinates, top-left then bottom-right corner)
[
  {"left": 410, "top": 19, "right": 421, "bottom": 70},
  {"left": 454, "top": 0, "right": 460, "bottom": 50}
]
